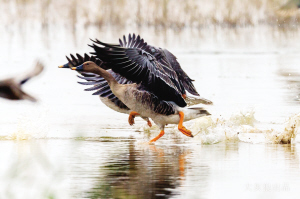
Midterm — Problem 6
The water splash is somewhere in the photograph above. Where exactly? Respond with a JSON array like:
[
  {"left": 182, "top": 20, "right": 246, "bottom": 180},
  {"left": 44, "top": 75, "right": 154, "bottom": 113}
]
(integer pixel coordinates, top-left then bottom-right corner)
[
  {"left": 140, "top": 124, "right": 159, "bottom": 134},
  {"left": 189, "top": 110, "right": 300, "bottom": 144},
  {"left": 142, "top": 110, "right": 300, "bottom": 145},
  {"left": 190, "top": 115, "right": 241, "bottom": 144},
  {"left": 265, "top": 113, "right": 300, "bottom": 144}
]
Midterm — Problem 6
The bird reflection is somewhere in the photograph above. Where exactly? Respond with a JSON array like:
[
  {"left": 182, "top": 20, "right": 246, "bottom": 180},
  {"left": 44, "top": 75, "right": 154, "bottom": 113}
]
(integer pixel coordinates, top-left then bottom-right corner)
[
  {"left": 86, "top": 141, "right": 190, "bottom": 199},
  {"left": 0, "top": 61, "right": 44, "bottom": 102},
  {"left": 148, "top": 145, "right": 190, "bottom": 179}
]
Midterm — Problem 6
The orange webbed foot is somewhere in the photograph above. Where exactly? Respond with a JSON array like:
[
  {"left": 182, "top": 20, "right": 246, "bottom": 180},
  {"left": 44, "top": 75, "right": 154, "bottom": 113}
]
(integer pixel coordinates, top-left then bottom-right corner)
[
  {"left": 178, "top": 111, "right": 194, "bottom": 137},
  {"left": 178, "top": 126, "right": 193, "bottom": 137},
  {"left": 128, "top": 111, "right": 140, "bottom": 126}
]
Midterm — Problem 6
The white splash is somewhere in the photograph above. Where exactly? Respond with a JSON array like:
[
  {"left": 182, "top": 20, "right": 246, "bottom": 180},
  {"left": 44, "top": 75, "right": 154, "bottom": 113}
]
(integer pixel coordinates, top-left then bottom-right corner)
[
  {"left": 188, "top": 110, "right": 300, "bottom": 144},
  {"left": 143, "top": 110, "right": 300, "bottom": 145},
  {"left": 190, "top": 116, "right": 241, "bottom": 144},
  {"left": 264, "top": 113, "right": 300, "bottom": 144}
]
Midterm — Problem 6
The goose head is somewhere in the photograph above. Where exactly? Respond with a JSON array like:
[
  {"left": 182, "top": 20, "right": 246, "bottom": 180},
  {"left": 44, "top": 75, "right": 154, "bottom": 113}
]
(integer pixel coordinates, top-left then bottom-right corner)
[
  {"left": 71, "top": 61, "right": 98, "bottom": 72},
  {"left": 58, "top": 63, "right": 71, "bottom": 68}
]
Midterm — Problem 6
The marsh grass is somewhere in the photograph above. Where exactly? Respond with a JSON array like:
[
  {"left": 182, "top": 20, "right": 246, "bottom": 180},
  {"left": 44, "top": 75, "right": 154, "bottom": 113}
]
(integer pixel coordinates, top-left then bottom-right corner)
[{"left": 1, "top": 0, "right": 300, "bottom": 30}]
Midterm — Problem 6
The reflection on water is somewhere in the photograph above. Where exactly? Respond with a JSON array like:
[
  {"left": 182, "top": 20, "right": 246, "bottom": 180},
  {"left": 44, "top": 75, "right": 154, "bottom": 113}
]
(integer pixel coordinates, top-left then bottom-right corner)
[
  {"left": 2, "top": 138, "right": 300, "bottom": 198},
  {"left": 85, "top": 140, "right": 188, "bottom": 199},
  {"left": 68, "top": 140, "right": 300, "bottom": 199}
]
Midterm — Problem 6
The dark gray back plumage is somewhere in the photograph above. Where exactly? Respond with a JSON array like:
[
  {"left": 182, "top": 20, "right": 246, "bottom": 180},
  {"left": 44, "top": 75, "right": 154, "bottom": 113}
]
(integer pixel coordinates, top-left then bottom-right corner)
[{"left": 134, "top": 84, "right": 176, "bottom": 115}]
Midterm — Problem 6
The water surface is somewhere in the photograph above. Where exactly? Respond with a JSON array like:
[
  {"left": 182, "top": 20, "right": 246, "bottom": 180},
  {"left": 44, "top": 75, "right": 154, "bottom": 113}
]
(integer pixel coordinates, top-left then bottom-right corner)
[{"left": 0, "top": 27, "right": 300, "bottom": 198}]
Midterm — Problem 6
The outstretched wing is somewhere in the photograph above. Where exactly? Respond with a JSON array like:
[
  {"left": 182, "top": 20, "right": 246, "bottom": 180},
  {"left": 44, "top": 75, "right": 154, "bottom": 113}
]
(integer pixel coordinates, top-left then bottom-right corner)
[
  {"left": 119, "top": 34, "right": 198, "bottom": 96},
  {"left": 162, "top": 49, "right": 199, "bottom": 96},
  {"left": 90, "top": 35, "right": 186, "bottom": 107},
  {"left": 65, "top": 53, "right": 131, "bottom": 110},
  {"left": 66, "top": 53, "right": 105, "bottom": 69},
  {"left": 119, "top": 34, "right": 184, "bottom": 95}
]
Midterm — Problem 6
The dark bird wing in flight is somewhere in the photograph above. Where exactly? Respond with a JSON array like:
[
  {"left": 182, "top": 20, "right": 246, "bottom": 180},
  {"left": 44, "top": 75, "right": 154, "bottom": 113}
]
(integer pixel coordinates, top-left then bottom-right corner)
[
  {"left": 90, "top": 34, "right": 187, "bottom": 107},
  {"left": 162, "top": 48, "right": 199, "bottom": 96}
]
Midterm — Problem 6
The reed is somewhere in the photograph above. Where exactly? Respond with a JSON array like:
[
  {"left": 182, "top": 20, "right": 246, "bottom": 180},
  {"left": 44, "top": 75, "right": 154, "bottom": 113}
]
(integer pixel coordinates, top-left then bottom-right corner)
[{"left": 1, "top": 0, "right": 300, "bottom": 30}]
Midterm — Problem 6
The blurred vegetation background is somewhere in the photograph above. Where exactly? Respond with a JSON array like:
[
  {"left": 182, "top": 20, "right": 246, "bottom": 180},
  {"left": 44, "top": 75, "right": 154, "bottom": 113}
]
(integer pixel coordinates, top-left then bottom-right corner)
[{"left": 1, "top": 0, "right": 300, "bottom": 31}]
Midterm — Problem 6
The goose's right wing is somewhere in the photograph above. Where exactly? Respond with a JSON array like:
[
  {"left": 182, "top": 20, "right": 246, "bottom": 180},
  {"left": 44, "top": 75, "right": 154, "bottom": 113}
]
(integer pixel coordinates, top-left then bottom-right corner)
[
  {"left": 119, "top": 34, "right": 185, "bottom": 96},
  {"left": 90, "top": 38, "right": 187, "bottom": 107},
  {"left": 77, "top": 70, "right": 131, "bottom": 110}
]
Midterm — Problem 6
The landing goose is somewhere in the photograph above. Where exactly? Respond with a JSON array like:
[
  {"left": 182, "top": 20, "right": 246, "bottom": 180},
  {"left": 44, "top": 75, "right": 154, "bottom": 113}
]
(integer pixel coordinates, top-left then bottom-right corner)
[{"left": 72, "top": 34, "right": 211, "bottom": 143}]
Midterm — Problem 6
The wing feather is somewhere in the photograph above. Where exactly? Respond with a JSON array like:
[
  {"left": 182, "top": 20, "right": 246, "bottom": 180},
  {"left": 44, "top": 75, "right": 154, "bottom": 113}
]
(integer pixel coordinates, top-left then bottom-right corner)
[
  {"left": 162, "top": 49, "right": 199, "bottom": 96},
  {"left": 77, "top": 81, "right": 101, "bottom": 85},
  {"left": 90, "top": 38, "right": 186, "bottom": 107}
]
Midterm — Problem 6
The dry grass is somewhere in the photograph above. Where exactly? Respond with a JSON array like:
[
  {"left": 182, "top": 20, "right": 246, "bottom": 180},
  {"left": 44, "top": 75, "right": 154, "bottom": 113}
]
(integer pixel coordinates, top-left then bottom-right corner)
[{"left": 1, "top": 0, "right": 300, "bottom": 30}]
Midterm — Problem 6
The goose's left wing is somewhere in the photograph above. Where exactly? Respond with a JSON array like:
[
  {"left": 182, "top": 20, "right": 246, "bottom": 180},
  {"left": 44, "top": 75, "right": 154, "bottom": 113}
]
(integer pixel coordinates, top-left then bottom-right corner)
[{"left": 64, "top": 54, "right": 131, "bottom": 110}]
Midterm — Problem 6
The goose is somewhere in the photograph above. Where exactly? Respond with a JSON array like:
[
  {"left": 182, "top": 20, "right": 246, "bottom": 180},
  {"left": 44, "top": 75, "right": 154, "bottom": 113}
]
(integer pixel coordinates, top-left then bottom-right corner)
[
  {"left": 60, "top": 34, "right": 211, "bottom": 126},
  {"left": 59, "top": 53, "right": 153, "bottom": 127},
  {"left": 72, "top": 34, "right": 211, "bottom": 143},
  {"left": 0, "top": 61, "right": 44, "bottom": 102}
]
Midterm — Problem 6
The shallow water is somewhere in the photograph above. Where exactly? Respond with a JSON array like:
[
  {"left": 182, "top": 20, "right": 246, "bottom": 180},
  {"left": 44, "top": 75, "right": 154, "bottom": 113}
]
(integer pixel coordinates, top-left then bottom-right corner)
[{"left": 0, "top": 26, "right": 300, "bottom": 198}]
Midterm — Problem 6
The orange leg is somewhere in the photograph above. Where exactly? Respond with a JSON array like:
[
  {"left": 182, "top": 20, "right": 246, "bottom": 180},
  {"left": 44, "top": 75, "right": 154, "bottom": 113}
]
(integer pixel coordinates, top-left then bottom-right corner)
[
  {"left": 182, "top": 94, "right": 187, "bottom": 99},
  {"left": 128, "top": 111, "right": 140, "bottom": 125},
  {"left": 147, "top": 119, "right": 152, "bottom": 127},
  {"left": 178, "top": 111, "right": 193, "bottom": 137},
  {"left": 149, "top": 130, "right": 165, "bottom": 144}
]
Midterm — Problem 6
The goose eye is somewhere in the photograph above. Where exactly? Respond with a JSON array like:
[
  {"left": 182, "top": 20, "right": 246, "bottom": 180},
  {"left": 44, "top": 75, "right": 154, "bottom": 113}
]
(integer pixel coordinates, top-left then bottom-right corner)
[{"left": 151, "top": 48, "right": 156, "bottom": 53}]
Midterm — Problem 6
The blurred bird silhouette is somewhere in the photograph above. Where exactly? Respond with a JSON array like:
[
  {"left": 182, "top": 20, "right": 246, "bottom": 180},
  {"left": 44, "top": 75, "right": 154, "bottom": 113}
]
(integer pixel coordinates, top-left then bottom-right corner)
[{"left": 0, "top": 61, "right": 44, "bottom": 102}]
